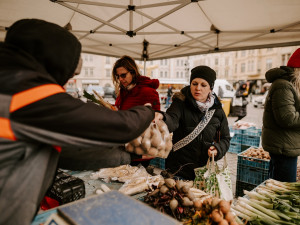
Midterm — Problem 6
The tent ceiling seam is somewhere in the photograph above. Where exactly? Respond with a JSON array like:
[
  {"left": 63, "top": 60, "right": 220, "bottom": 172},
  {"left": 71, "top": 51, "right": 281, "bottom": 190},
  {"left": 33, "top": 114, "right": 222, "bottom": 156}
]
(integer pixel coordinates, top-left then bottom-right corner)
[
  {"left": 133, "top": 2, "right": 190, "bottom": 33},
  {"left": 57, "top": 0, "right": 126, "bottom": 9},
  {"left": 57, "top": 2, "right": 127, "bottom": 33}
]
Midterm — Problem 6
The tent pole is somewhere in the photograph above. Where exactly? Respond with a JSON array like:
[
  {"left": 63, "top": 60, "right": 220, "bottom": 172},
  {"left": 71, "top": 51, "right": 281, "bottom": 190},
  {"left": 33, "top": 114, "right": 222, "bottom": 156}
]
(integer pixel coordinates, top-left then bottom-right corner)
[{"left": 144, "top": 59, "right": 146, "bottom": 76}]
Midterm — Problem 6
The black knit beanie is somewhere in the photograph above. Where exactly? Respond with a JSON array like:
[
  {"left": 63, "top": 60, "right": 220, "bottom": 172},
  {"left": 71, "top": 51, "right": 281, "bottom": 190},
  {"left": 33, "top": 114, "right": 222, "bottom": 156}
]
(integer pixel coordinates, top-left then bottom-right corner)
[{"left": 190, "top": 66, "right": 216, "bottom": 89}]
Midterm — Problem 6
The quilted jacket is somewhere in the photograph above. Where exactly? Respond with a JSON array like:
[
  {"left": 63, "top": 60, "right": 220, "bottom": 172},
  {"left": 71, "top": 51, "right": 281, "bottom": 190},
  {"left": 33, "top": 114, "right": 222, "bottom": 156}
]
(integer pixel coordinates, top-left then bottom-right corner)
[{"left": 262, "top": 66, "right": 300, "bottom": 157}]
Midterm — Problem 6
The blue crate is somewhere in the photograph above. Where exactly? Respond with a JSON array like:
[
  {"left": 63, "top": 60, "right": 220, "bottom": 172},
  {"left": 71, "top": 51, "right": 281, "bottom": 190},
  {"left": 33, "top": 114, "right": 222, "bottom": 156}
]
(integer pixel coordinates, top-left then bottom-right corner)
[
  {"left": 235, "top": 180, "right": 257, "bottom": 197},
  {"left": 229, "top": 126, "right": 244, "bottom": 135},
  {"left": 243, "top": 127, "right": 262, "bottom": 137},
  {"left": 242, "top": 135, "right": 260, "bottom": 147},
  {"left": 230, "top": 133, "right": 242, "bottom": 144},
  {"left": 237, "top": 163, "right": 269, "bottom": 185},
  {"left": 149, "top": 157, "right": 165, "bottom": 170},
  {"left": 228, "top": 142, "right": 241, "bottom": 154},
  {"left": 238, "top": 148, "right": 270, "bottom": 170}
]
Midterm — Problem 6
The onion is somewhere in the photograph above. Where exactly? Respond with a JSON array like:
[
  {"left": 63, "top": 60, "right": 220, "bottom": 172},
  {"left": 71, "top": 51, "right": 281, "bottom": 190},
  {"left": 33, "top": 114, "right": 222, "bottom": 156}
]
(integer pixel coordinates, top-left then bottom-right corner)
[
  {"left": 211, "top": 197, "right": 221, "bottom": 208},
  {"left": 169, "top": 198, "right": 178, "bottom": 211},
  {"left": 211, "top": 209, "right": 223, "bottom": 223},
  {"left": 218, "top": 219, "right": 229, "bottom": 225},
  {"left": 193, "top": 199, "right": 202, "bottom": 210},
  {"left": 160, "top": 185, "right": 169, "bottom": 194},
  {"left": 165, "top": 178, "right": 176, "bottom": 188},
  {"left": 182, "top": 197, "right": 193, "bottom": 207},
  {"left": 219, "top": 200, "right": 231, "bottom": 214},
  {"left": 224, "top": 211, "right": 235, "bottom": 223}
]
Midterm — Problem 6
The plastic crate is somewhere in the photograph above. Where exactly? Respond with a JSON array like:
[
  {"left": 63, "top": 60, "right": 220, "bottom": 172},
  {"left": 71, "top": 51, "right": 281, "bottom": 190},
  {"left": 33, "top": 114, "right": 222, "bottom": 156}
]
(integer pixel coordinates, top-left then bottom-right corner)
[
  {"left": 242, "top": 135, "right": 260, "bottom": 147},
  {"left": 235, "top": 180, "right": 257, "bottom": 197},
  {"left": 149, "top": 157, "right": 165, "bottom": 170},
  {"left": 243, "top": 127, "right": 262, "bottom": 137},
  {"left": 228, "top": 142, "right": 241, "bottom": 154},
  {"left": 238, "top": 148, "right": 270, "bottom": 170},
  {"left": 237, "top": 163, "right": 269, "bottom": 185},
  {"left": 229, "top": 126, "right": 244, "bottom": 135},
  {"left": 230, "top": 133, "right": 242, "bottom": 144}
]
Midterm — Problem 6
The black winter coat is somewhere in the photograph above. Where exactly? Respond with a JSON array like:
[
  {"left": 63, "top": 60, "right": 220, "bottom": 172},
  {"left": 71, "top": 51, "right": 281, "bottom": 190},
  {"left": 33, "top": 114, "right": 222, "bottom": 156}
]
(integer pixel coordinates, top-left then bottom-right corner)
[
  {"left": 233, "top": 84, "right": 248, "bottom": 117},
  {"left": 0, "top": 19, "right": 154, "bottom": 225},
  {"left": 164, "top": 86, "right": 231, "bottom": 180}
]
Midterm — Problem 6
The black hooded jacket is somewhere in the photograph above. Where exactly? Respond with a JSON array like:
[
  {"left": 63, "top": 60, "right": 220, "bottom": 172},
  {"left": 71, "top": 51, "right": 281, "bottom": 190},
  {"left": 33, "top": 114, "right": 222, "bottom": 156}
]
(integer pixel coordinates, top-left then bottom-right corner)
[
  {"left": 0, "top": 19, "right": 154, "bottom": 225},
  {"left": 163, "top": 86, "right": 230, "bottom": 180}
]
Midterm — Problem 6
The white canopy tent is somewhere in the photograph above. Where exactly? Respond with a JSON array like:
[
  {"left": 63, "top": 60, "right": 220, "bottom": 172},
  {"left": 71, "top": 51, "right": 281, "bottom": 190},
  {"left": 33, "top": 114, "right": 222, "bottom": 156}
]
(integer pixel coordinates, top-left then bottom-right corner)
[{"left": 0, "top": 0, "right": 300, "bottom": 60}]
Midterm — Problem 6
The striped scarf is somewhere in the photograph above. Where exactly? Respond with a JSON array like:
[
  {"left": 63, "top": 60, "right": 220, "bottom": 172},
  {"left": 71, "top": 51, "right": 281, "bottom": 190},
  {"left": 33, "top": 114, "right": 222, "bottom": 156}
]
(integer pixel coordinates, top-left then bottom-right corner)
[{"left": 196, "top": 92, "right": 215, "bottom": 112}]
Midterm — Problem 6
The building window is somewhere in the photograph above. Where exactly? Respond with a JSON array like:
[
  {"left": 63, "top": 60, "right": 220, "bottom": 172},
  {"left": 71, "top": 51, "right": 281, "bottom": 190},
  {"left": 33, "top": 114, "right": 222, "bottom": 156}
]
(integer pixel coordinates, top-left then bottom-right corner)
[
  {"left": 241, "top": 63, "right": 245, "bottom": 73},
  {"left": 176, "top": 71, "right": 179, "bottom": 78},
  {"left": 89, "top": 55, "right": 93, "bottom": 62},
  {"left": 176, "top": 60, "right": 179, "bottom": 66},
  {"left": 106, "top": 57, "right": 110, "bottom": 64},
  {"left": 241, "top": 51, "right": 246, "bottom": 57},
  {"left": 160, "top": 71, "right": 163, "bottom": 77},
  {"left": 267, "top": 48, "right": 273, "bottom": 52},
  {"left": 248, "top": 60, "right": 254, "bottom": 72},
  {"left": 180, "top": 72, "right": 183, "bottom": 78},
  {"left": 90, "top": 68, "right": 94, "bottom": 76},
  {"left": 106, "top": 69, "right": 110, "bottom": 77},
  {"left": 266, "top": 58, "right": 272, "bottom": 70},
  {"left": 84, "top": 55, "right": 89, "bottom": 61},
  {"left": 215, "top": 58, "right": 219, "bottom": 65},
  {"left": 281, "top": 55, "right": 286, "bottom": 66},
  {"left": 164, "top": 71, "right": 168, "bottom": 77},
  {"left": 84, "top": 68, "right": 89, "bottom": 77}
]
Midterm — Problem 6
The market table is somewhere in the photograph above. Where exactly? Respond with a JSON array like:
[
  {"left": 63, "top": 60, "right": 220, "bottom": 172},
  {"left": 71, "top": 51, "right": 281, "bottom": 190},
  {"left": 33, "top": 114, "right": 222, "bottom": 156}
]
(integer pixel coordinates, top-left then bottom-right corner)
[{"left": 31, "top": 169, "right": 148, "bottom": 225}]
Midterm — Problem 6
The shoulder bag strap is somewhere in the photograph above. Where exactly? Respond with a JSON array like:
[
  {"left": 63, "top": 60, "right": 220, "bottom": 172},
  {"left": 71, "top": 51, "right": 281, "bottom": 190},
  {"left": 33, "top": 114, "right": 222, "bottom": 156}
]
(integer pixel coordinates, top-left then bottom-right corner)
[{"left": 173, "top": 109, "right": 215, "bottom": 152}]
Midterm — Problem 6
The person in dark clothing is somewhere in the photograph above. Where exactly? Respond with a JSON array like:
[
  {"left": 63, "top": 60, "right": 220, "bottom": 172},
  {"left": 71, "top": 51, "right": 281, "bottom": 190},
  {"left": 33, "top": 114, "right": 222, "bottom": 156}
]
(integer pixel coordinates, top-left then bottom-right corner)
[
  {"left": 165, "top": 85, "right": 173, "bottom": 108},
  {"left": 262, "top": 48, "right": 300, "bottom": 182},
  {"left": 155, "top": 66, "right": 231, "bottom": 180},
  {"left": 233, "top": 81, "right": 248, "bottom": 122},
  {"left": 0, "top": 19, "right": 154, "bottom": 225}
]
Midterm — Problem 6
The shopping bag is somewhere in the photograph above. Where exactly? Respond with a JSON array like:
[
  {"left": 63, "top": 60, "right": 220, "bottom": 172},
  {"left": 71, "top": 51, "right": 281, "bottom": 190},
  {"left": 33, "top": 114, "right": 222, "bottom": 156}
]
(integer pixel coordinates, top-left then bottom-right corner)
[
  {"left": 232, "top": 96, "right": 243, "bottom": 106},
  {"left": 215, "top": 156, "right": 233, "bottom": 201},
  {"left": 193, "top": 155, "right": 233, "bottom": 201},
  {"left": 193, "top": 159, "right": 210, "bottom": 191}
]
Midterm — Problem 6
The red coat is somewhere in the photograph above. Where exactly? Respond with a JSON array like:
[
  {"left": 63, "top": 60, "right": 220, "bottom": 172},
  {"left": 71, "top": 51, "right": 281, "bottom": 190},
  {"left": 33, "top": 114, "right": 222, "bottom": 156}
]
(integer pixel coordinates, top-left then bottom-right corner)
[{"left": 115, "top": 76, "right": 161, "bottom": 111}]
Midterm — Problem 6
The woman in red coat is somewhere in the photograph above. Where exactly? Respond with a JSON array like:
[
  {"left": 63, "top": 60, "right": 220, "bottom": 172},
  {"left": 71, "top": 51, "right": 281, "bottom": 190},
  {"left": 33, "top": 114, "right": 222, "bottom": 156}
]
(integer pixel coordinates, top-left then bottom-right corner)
[
  {"left": 113, "top": 55, "right": 160, "bottom": 111},
  {"left": 112, "top": 55, "right": 161, "bottom": 166}
]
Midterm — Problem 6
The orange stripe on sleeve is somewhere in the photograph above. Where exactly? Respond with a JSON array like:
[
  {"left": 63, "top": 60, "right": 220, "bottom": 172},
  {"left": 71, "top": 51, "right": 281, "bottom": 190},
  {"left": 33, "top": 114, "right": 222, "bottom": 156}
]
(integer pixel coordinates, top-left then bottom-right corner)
[
  {"left": 0, "top": 118, "right": 16, "bottom": 141},
  {"left": 10, "top": 84, "right": 65, "bottom": 112}
]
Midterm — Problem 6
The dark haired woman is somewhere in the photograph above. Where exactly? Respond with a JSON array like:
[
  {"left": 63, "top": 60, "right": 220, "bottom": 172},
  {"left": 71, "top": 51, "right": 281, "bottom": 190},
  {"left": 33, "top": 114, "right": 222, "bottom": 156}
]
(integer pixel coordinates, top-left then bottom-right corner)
[{"left": 112, "top": 55, "right": 161, "bottom": 167}]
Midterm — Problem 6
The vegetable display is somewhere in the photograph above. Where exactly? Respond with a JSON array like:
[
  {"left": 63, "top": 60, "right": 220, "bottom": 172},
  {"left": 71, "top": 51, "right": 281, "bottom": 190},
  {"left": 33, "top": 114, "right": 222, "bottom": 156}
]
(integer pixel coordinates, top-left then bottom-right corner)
[
  {"left": 241, "top": 147, "right": 270, "bottom": 161},
  {"left": 125, "top": 120, "right": 173, "bottom": 158},
  {"left": 144, "top": 178, "right": 241, "bottom": 225},
  {"left": 232, "top": 179, "right": 300, "bottom": 225}
]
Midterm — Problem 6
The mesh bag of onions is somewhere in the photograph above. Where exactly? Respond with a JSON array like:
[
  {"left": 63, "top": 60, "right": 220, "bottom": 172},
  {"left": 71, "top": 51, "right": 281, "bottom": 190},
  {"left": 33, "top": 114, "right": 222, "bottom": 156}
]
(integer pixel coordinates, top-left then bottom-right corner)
[{"left": 125, "top": 120, "right": 173, "bottom": 158}]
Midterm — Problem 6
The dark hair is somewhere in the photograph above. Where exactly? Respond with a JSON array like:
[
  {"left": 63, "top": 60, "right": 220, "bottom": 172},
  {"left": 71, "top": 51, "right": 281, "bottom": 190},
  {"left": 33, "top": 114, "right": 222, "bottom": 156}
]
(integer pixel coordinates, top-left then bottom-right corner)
[{"left": 112, "top": 55, "right": 141, "bottom": 90}]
